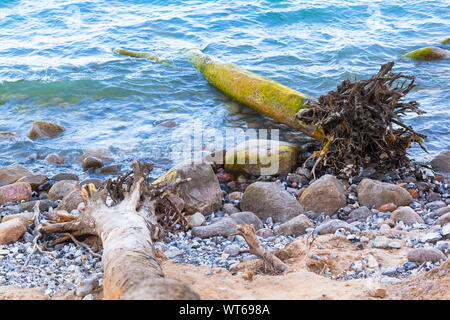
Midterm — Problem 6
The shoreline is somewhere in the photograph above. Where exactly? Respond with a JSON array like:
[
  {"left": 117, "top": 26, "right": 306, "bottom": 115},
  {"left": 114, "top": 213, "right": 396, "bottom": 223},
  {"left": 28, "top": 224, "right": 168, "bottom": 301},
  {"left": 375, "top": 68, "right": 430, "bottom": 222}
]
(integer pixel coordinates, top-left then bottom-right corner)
[{"left": 0, "top": 144, "right": 448, "bottom": 300}]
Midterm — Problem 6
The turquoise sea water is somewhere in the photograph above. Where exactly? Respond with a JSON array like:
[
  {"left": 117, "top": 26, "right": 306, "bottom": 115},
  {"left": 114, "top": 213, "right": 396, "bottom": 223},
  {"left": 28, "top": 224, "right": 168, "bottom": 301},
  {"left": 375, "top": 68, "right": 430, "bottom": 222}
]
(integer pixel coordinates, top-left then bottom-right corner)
[{"left": 0, "top": 0, "right": 449, "bottom": 177}]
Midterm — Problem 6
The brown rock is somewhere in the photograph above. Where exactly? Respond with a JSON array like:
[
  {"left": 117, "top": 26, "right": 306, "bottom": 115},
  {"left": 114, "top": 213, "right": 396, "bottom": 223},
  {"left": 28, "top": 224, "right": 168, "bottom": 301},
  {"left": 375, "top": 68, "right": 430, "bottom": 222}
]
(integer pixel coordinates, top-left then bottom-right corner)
[
  {"left": 80, "top": 149, "right": 112, "bottom": 163},
  {"left": 223, "top": 203, "right": 240, "bottom": 215},
  {"left": 391, "top": 206, "right": 424, "bottom": 226},
  {"left": 228, "top": 191, "right": 243, "bottom": 202},
  {"left": 356, "top": 179, "right": 412, "bottom": 208},
  {"left": 407, "top": 248, "right": 445, "bottom": 263},
  {"left": 240, "top": 182, "right": 304, "bottom": 222},
  {"left": 82, "top": 156, "right": 104, "bottom": 171},
  {"left": 416, "top": 182, "right": 430, "bottom": 191},
  {"left": 0, "top": 132, "right": 22, "bottom": 142},
  {"left": 274, "top": 214, "right": 312, "bottom": 236},
  {"left": 95, "top": 164, "right": 120, "bottom": 175},
  {"left": 378, "top": 203, "right": 397, "bottom": 212},
  {"left": 299, "top": 175, "right": 346, "bottom": 216},
  {"left": 430, "top": 151, "right": 450, "bottom": 173},
  {"left": 369, "top": 288, "right": 386, "bottom": 298},
  {"left": 57, "top": 187, "right": 83, "bottom": 213},
  {"left": 80, "top": 178, "right": 103, "bottom": 189},
  {"left": 0, "top": 182, "right": 32, "bottom": 205},
  {"left": 0, "top": 166, "right": 33, "bottom": 185},
  {"left": 216, "top": 172, "right": 235, "bottom": 183},
  {"left": 51, "top": 173, "right": 79, "bottom": 181},
  {"left": 0, "top": 217, "right": 27, "bottom": 244},
  {"left": 17, "top": 174, "right": 48, "bottom": 191},
  {"left": 45, "top": 153, "right": 65, "bottom": 165},
  {"left": 28, "top": 121, "right": 65, "bottom": 139},
  {"left": 166, "top": 193, "right": 185, "bottom": 213}
]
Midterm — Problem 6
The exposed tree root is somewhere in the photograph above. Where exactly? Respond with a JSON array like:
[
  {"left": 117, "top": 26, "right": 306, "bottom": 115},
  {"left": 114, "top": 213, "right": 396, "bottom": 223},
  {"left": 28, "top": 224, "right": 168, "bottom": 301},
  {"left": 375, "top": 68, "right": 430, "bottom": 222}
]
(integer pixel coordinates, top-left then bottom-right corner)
[
  {"left": 41, "top": 161, "right": 199, "bottom": 300},
  {"left": 297, "top": 61, "right": 427, "bottom": 174}
]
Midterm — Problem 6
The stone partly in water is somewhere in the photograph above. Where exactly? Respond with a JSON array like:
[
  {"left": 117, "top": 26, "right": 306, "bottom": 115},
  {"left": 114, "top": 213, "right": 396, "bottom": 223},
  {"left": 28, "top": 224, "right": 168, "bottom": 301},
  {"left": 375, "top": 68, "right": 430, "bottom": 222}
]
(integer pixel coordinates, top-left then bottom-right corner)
[
  {"left": 430, "top": 151, "right": 450, "bottom": 174},
  {"left": 356, "top": 179, "right": 412, "bottom": 208},
  {"left": 28, "top": 121, "right": 65, "bottom": 139},
  {"left": 391, "top": 206, "right": 424, "bottom": 226},
  {"left": 0, "top": 182, "right": 32, "bottom": 205},
  {"left": 347, "top": 206, "right": 372, "bottom": 222},
  {"left": 48, "top": 180, "right": 79, "bottom": 201},
  {"left": 315, "top": 219, "right": 359, "bottom": 235},
  {"left": 0, "top": 132, "right": 22, "bottom": 142},
  {"left": 0, "top": 166, "right": 33, "bottom": 185},
  {"left": 407, "top": 248, "right": 445, "bottom": 263},
  {"left": 240, "top": 182, "right": 303, "bottom": 222},
  {"left": 404, "top": 46, "right": 450, "bottom": 61},
  {"left": 274, "top": 214, "right": 312, "bottom": 236},
  {"left": 82, "top": 156, "right": 104, "bottom": 171},
  {"left": 0, "top": 217, "right": 27, "bottom": 245},
  {"left": 224, "top": 139, "right": 300, "bottom": 176},
  {"left": 153, "top": 162, "right": 222, "bottom": 215},
  {"left": 300, "top": 174, "right": 346, "bottom": 216}
]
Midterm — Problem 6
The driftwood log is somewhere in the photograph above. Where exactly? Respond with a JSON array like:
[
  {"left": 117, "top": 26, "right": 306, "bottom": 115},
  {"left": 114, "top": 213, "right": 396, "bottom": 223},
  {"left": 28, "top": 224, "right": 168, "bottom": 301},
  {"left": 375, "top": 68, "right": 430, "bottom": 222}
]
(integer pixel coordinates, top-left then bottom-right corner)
[{"left": 42, "top": 161, "right": 199, "bottom": 300}]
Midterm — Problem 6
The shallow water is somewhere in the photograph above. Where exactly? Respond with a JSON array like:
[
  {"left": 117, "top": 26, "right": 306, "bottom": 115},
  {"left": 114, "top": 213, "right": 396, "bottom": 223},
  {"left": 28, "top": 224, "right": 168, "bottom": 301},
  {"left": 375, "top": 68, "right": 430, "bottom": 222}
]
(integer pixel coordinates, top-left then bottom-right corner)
[{"left": 0, "top": 0, "right": 449, "bottom": 178}]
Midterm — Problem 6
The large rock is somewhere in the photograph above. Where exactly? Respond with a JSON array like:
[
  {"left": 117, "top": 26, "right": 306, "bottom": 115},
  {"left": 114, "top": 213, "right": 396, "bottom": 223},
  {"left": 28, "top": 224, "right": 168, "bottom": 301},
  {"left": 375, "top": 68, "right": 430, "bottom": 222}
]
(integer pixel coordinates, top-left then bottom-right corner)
[
  {"left": 224, "top": 139, "right": 300, "bottom": 176},
  {"left": 315, "top": 219, "right": 359, "bottom": 235},
  {"left": 405, "top": 46, "right": 450, "bottom": 61},
  {"left": 274, "top": 214, "right": 312, "bottom": 236},
  {"left": 0, "top": 217, "right": 27, "bottom": 245},
  {"left": 0, "top": 182, "right": 32, "bottom": 205},
  {"left": 391, "top": 206, "right": 424, "bottom": 226},
  {"left": 240, "top": 182, "right": 303, "bottom": 222},
  {"left": 152, "top": 162, "right": 222, "bottom": 215},
  {"left": 48, "top": 180, "right": 79, "bottom": 201},
  {"left": 57, "top": 187, "right": 83, "bottom": 213},
  {"left": 356, "top": 179, "right": 412, "bottom": 208},
  {"left": 28, "top": 121, "right": 65, "bottom": 139},
  {"left": 430, "top": 151, "right": 450, "bottom": 174},
  {"left": 299, "top": 175, "right": 346, "bottom": 216},
  {"left": 0, "top": 166, "right": 33, "bottom": 185},
  {"left": 407, "top": 248, "right": 445, "bottom": 263},
  {"left": 434, "top": 212, "right": 450, "bottom": 226}
]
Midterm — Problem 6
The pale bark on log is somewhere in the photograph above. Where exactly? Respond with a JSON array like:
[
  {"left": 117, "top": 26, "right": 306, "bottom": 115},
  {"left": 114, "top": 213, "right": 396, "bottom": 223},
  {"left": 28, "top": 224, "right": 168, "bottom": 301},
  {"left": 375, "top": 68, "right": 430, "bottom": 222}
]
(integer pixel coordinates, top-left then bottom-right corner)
[{"left": 42, "top": 163, "right": 199, "bottom": 300}]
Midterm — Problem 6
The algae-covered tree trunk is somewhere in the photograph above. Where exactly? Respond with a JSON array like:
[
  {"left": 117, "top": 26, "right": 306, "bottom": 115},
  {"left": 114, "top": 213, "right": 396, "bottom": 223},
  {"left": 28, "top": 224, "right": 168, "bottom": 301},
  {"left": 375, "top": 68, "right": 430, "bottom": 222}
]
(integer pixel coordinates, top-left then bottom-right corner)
[{"left": 184, "top": 49, "right": 325, "bottom": 141}]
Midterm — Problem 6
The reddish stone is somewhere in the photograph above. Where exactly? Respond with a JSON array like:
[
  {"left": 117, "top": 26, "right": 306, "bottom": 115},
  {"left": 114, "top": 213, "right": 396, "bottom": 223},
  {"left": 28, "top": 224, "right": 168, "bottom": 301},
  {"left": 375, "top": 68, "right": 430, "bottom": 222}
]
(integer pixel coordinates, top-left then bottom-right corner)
[
  {"left": 228, "top": 191, "right": 243, "bottom": 201},
  {"left": 256, "top": 228, "right": 274, "bottom": 238},
  {"left": 0, "top": 182, "right": 32, "bottom": 205},
  {"left": 216, "top": 172, "right": 235, "bottom": 183},
  {"left": 0, "top": 217, "right": 27, "bottom": 245},
  {"left": 407, "top": 188, "right": 419, "bottom": 199},
  {"left": 167, "top": 192, "right": 185, "bottom": 212},
  {"left": 378, "top": 202, "right": 397, "bottom": 213}
]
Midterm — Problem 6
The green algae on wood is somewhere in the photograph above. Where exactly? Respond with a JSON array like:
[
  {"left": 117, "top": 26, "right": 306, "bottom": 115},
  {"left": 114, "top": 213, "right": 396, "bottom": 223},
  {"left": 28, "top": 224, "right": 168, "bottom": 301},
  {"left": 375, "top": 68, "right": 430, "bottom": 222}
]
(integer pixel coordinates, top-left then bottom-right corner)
[
  {"left": 183, "top": 48, "right": 324, "bottom": 141},
  {"left": 404, "top": 46, "right": 450, "bottom": 61}
]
